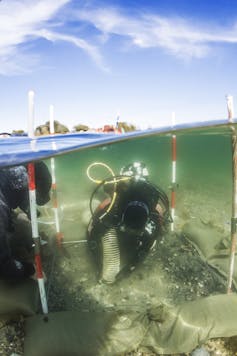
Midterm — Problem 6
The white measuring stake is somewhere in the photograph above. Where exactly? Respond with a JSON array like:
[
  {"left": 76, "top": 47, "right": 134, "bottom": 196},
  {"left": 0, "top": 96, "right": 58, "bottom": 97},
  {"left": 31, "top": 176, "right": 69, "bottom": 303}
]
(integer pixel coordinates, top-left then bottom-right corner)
[
  {"left": 49, "top": 105, "right": 63, "bottom": 246},
  {"left": 226, "top": 95, "right": 237, "bottom": 293},
  {"left": 27, "top": 91, "right": 48, "bottom": 313},
  {"left": 28, "top": 165, "right": 48, "bottom": 314},
  {"left": 171, "top": 112, "right": 177, "bottom": 232}
]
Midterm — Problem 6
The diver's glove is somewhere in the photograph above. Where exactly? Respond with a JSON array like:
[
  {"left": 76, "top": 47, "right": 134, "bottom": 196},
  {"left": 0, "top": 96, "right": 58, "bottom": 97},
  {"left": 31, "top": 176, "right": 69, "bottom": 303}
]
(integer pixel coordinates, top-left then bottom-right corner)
[{"left": 0, "top": 259, "right": 35, "bottom": 280}]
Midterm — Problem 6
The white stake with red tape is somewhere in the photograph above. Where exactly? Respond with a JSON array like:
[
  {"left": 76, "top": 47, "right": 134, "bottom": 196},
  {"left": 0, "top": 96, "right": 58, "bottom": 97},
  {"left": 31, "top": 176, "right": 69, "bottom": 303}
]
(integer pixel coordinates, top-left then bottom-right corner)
[
  {"left": 27, "top": 90, "right": 48, "bottom": 314},
  {"left": 170, "top": 112, "right": 177, "bottom": 232},
  {"left": 49, "top": 105, "right": 63, "bottom": 246},
  {"left": 226, "top": 95, "right": 237, "bottom": 294}
]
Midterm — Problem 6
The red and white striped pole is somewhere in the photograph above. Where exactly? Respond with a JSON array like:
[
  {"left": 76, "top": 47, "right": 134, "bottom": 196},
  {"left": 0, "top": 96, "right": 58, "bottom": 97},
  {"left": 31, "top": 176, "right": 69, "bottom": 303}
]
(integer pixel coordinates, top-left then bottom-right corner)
[
  {"left": 28, "top": 163, "right": 48, "bottom": 314},
  {"left": 171, "top": 112, "right": 177, "bottom": 232},
  {"left": 28, "top": 90, "right": 48, "bottom": 314},
  {"left": 49, "top": 105, "right": 63, "bottom": 246},
  {"left": 226, "top": 95, "right": 237, "bottom": 294}
]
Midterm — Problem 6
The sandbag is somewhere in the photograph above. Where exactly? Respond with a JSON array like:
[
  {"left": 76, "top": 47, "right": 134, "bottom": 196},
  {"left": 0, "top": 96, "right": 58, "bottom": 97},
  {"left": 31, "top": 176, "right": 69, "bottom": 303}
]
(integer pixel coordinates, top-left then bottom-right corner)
[
  {"left": 24, "top": 294, "right": 237, "bottom": 356},
  {"left": 0, "top": 279, "right": 38, "bottom": 319},
  {"left": 182, "top": 220, "right": 237, "bottom": 287},
  {"left": 141, "top": 294, "right": 237, "bottom": 354}
]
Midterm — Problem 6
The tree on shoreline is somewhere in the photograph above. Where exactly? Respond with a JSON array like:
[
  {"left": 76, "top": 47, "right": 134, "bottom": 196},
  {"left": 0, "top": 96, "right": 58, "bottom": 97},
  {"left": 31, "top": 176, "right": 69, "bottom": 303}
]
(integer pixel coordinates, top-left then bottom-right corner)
[
  {"left": 35, "top": 120, "right": 69, "bottom": 135},
  {"left": 9, "top": 120, "right": 138, "bottom": 136}
]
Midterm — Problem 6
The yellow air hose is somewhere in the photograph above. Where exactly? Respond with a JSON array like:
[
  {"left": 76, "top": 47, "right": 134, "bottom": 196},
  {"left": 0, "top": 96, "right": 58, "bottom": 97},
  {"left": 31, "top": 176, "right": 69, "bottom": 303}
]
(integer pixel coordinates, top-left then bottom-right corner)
[{"left": 86, "top": 162, "right": 130, "bottom": 220}]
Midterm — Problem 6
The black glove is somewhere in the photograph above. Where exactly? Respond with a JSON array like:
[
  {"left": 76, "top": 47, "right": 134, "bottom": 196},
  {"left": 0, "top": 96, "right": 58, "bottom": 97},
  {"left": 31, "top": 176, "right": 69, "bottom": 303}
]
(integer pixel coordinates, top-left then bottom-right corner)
[{"left": 0, "top": 259, "right": 35, "bottom": 280}]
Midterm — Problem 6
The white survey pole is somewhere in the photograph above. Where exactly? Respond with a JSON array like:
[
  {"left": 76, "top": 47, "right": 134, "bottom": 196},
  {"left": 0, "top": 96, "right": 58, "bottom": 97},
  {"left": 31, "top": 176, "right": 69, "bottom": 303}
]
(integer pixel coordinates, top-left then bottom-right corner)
[
  {"left": 227, "top": 95, "right": 234, "bottom": 123},
  {"left": 27, "top": 91, "right": 48, "bottom": 313},
  {"left": 28, "top": 164, "right": 48, "bottom": 314},
  {"left": 170, "top": 111, "right": 177, "bottom": 232},
  {"left": 49, "top": 105, "right": 63, "bottom": 246},
  {"left": 49, "top": 105, "right": 55, "bottom": 134},
  {"left": 226, "top": 95, "right": 237, "bottom": 293},
  {"left": 116, "top": 110, "right": 120, "bottom": 128},
  {"left": 28, "top": 90, "right": 35, "bottom": 138}
]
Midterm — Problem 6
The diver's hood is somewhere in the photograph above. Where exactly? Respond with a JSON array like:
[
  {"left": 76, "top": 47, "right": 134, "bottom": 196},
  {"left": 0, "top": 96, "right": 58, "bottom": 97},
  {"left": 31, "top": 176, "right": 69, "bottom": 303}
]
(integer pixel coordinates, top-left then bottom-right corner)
[{"left": 0, "top": 162, "right": 52, "bottom": 212}]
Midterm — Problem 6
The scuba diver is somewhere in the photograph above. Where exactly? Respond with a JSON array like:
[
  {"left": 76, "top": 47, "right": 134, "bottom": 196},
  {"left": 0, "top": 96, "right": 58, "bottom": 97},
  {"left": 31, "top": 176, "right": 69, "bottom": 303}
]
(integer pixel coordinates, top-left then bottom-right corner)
[
  {"left": 0, "top": 161, "right": 52, "bottom": 280},
  {"left": 87, "top": 162, "right": 171, "bottom": 284}
]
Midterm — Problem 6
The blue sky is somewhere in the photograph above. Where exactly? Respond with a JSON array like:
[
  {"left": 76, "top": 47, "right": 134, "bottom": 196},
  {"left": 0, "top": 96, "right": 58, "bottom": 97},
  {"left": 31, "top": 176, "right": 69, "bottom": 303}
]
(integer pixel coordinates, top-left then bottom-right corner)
[{"left": 1, "top": 0, "right": 237, "bottom": 132}]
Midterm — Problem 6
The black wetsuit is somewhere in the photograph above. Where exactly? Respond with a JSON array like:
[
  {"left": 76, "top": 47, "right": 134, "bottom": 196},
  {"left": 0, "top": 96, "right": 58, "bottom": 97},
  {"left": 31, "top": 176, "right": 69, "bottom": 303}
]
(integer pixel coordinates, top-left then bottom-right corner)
[
  {"left": 88, "top": 177, "right": 170, "bottom": 281},
  {"left": 0, "top": 162, "right": 51, "bottom": 280}
]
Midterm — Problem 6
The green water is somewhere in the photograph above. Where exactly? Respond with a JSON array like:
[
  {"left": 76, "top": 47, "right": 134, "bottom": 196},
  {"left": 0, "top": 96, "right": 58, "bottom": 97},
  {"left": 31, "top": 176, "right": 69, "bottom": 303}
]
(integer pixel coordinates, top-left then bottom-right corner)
[
  {"left": 45, "top": 126, "right": 233, "bottom": 210},
  {"left": 22, "top": 126, "right": 237, "bottom": 354}
]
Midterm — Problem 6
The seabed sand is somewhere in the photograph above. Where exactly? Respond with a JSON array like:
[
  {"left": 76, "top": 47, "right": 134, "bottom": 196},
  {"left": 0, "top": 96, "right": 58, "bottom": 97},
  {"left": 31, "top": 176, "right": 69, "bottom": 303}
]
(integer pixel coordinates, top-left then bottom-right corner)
[{"left": 1, "top": 167, "right": 237, "bottom": 354}]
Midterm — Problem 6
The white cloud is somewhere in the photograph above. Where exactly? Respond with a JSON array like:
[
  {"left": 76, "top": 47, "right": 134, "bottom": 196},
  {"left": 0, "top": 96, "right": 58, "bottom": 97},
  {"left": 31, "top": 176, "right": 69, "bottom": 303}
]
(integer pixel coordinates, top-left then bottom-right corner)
[
  {"left": 0, "top": 0, "right": 105, "bottom": 75},
  {"left": 1, "top": 1, "right": 237, "bottom": 75},
  {"left": 0, "top": 48, "right": 40, "bottom": 76},
  {"left": 76, "top": 7, "right": 237, "bottom": 59},
  {"left": 36, "top": 29, "right": 108, "bottom": 71}
]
